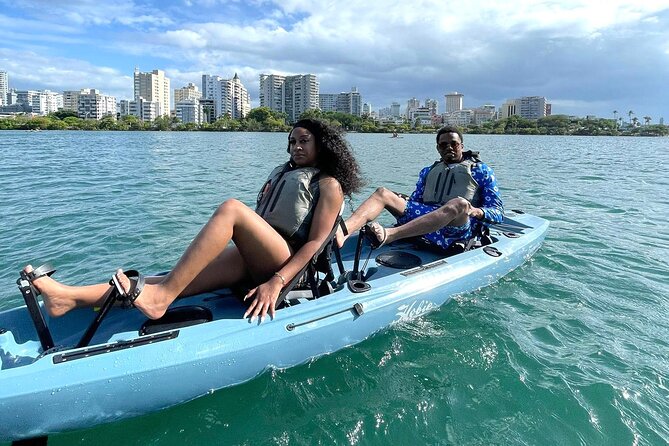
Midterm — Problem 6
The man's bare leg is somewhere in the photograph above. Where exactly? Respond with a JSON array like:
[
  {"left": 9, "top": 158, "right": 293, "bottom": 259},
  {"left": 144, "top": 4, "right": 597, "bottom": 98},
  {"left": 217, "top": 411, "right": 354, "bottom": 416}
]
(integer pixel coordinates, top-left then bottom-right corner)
[
  {"left": 336, "top": 187, "right": 407, "bottom": 247},
  {"left": 372, "top": 197, "right": 472, "bottom": 245}
]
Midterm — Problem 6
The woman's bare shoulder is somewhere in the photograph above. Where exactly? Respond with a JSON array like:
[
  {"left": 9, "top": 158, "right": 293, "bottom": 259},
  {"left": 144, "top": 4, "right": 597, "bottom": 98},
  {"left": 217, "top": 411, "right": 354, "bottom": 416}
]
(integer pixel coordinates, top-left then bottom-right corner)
[{"left": 318, "top": 175, "right": 343, "bottom": 195}]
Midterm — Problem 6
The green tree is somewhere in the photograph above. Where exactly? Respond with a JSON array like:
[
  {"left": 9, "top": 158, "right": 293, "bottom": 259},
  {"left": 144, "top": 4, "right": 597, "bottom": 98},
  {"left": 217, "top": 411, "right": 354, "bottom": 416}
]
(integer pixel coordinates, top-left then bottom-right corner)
[{"left": 49, "top": 110, "right": 79, "bottom": 120}]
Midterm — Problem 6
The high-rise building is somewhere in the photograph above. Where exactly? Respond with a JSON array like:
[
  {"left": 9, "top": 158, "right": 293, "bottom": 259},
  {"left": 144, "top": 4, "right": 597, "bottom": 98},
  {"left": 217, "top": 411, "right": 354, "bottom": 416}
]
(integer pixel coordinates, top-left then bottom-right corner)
[
  {"left": 406, "top": 98, "right": 420, "bottom": 119},
  {"left": 518, "top": 96, "right": 549, "bottom": 119},
  {"left": 174, "top": 83, "right": 201, "bottom": 103},
  {"left": 12, "top": 90, "right": 62, "bottom": 115},
  {"left": 0, "top": 71, "right": 7, "bottom": 106},
  {"left": 445, "top": 92, "right": 464, "bottom": 113},
  {"left": 260, "top": 74, "right": 319, "bottom": 123},
  {"left": 133, "top": 68, "right": 170, "bottom": 117},
  {"left": 258, "top": 74, "right": 286, "bottom": 111},
  {"left": 501, "top": 96, "right": 550, "bottom": 120},
  {"left": 390, "top": 102, "right": 401, "bottom": 118},
  {"left": 362, "top": 103, "right": 372, "bottom": 116},
  {"left": 62, "top": 91, "right": 81, "bottom": 112},
  {"left": 77, "top": 89, "right": 117, "bottom": 120},
  {"left": 175, "top": 99, "right": 202, "bottom": 124},
  {"left": 319, "top": 87, "right": 362, "bottom": 116},
  {"left": 202, "top": 73, "right": 250, "bottom": 119},
  {"left": 425, "top": 99, "right": 439, "bottom": 116}
]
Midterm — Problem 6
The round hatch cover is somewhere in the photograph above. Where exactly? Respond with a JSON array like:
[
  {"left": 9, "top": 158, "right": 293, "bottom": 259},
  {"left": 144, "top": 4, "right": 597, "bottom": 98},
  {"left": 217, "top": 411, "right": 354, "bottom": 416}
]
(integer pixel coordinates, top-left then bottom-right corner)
[{"left": 376, "top": 251, "right": 423, "bottom": 269}]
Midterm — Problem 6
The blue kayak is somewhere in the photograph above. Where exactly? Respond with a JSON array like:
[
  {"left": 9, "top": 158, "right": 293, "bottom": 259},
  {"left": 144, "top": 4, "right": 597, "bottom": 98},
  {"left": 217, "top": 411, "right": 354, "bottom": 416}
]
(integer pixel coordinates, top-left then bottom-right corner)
[{"left": 0, "top": 211, "right": 548, "bottom": 442}]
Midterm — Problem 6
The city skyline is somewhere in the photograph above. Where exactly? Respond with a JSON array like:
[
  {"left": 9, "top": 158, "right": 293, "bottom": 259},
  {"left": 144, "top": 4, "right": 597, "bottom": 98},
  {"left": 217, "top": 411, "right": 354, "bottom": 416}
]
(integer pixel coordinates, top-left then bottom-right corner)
[{"left": 1, "top": 1, "right": 667, "bottom": 121}]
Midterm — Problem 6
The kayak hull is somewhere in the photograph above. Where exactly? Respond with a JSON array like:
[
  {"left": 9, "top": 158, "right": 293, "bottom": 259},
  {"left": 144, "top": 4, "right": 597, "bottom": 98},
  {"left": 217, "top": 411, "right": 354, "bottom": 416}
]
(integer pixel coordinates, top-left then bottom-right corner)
[{"left": 0, "top": 212, "right": 548, "bottom": 441}]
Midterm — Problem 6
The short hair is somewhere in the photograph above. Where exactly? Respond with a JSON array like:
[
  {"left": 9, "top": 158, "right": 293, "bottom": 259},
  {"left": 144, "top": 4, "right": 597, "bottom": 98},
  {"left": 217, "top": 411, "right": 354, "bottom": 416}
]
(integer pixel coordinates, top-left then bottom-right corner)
[{"left": 436, "top": 125, "right": 463, "bottom": 144}]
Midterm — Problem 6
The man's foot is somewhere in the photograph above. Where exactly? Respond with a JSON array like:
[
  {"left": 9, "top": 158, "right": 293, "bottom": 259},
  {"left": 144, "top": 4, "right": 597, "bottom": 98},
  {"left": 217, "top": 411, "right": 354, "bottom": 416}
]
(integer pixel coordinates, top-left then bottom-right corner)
[
  {"left": 113, "top": 269, "right": 170, "bottom": 320},
  {"left": 23, "top": 265, "right": 76, "bottom": 317},
  {"left": 365, "top": 222, "right": 388, "bottom": 248}
]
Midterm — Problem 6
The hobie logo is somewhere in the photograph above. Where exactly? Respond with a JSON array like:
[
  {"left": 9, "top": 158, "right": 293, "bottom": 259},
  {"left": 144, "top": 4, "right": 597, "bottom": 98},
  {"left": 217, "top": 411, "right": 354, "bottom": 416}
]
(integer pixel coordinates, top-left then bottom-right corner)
[{"left": 396, "top": 301, "right": 438, "bottom": 321}]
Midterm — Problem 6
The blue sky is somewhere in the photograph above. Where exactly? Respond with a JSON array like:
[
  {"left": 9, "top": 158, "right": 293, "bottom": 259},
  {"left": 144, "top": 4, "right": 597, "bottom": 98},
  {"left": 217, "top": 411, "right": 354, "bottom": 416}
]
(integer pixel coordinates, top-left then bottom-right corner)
[{"left": 1, "top": 0, "right": 668, "bottom": 121}]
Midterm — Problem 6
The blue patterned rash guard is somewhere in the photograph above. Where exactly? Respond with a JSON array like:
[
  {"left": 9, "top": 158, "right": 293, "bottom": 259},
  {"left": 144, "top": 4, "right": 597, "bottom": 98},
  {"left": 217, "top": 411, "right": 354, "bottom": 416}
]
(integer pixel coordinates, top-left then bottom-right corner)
[{"left": 396, "top": 159, "right": 504, "bottom": 249}]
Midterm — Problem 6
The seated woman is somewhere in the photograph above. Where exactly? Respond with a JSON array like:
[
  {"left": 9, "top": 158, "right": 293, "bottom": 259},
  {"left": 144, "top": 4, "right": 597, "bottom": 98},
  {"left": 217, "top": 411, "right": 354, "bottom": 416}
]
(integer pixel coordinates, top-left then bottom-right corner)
[{"left": 24, "top": 119, "right": 363, "bottom": 323}]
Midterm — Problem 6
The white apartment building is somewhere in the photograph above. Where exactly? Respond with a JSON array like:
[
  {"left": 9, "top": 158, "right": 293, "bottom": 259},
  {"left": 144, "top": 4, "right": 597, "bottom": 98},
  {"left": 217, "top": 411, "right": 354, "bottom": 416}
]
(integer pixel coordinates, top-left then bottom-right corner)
[
  {"left": 62, "top": 91, "right": 81, "bottom": 112},
  {"left": 0, "top": 71, "right": 7, "bottom": 106},
  {"left": 78, "top": 89, "right": 116, "bottom": 120},
  {"left": 174, "top": 83, "right": 202, "bottom": 103},
  {"left": 410, "top": 107, "right": 433, "bottom": 127},
  {"left": 406, "top": 98, "right": 420, "bottom": 119},
  {"left": 259, "top": 74, "right": 319, "bottom": 123},
  {"left": 201, "top": 73, "right": 250, "bottom": 120},
  {"left": 445, "top": 92, "right": 464, "bottom": 113},
  {"left": 175, "top": 99, "right": 202, "bottom": 124},
  {"left": 472, "top": 105, "right": 497, "bottom": 125},
  {"left": 134, "top": 68, "right": 170, "bottom": 118},
  {"left": 425, "top": 99, "right": 439, "bottom": 116},
  {"left": 319, "top": 94, "right": 337, "bottom": 112},
  {"left": 319, "top": 87, "right": 362, "bottom": 116},
  {"left": 501, "top": 96, "right": 550, "bottom": 120},
  {"left": 12, "top": 90, "right": 62, "bottom": 115},
  {"left": 120, "top": 97, "right": 161, "bottom": 122},
  {"left": 259, "top": 74, "right": 286, "bottom": 112},
  {"left": 444, "top": 109, "right": 473, "bottom": 127}
]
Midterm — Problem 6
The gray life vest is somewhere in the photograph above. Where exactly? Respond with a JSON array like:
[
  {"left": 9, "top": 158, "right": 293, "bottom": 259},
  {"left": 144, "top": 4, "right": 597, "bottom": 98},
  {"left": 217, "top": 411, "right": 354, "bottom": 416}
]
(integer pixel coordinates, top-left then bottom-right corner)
[
  {"left": 256, "top": 162, "right": 321, "bottom": 248},
  {"left": 422, "top": 152, "right": 481, "bottom": 205}
]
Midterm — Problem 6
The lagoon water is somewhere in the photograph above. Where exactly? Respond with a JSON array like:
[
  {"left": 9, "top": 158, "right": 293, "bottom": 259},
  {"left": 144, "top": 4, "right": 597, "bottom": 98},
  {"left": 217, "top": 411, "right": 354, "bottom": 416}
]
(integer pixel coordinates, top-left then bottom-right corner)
[{"left": 0, "top": 130, "right": 668, "bottom": 445}]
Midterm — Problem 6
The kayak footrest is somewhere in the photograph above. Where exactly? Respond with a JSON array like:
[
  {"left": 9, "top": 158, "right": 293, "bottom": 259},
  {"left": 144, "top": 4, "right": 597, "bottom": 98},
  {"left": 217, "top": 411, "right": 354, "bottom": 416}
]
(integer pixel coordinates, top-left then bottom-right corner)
[
  {"left": 140, "top": 305, "right": 213, "bottom": 336},
  {"left": 52, "top": 331, "right": 178, "bottom": 364}
]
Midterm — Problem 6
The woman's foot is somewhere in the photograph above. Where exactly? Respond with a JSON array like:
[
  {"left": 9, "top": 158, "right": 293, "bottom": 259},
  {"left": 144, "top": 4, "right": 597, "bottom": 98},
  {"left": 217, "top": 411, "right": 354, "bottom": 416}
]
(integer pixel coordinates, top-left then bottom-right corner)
[
  {"left": 23, "top": 265, "right": 77, "bottom": 317},
  {"left": 113, "top": 269, "right": 171, "bottom": 320},
  {"left": 335, "top": 225, "right": 349, "bottom": 248}
]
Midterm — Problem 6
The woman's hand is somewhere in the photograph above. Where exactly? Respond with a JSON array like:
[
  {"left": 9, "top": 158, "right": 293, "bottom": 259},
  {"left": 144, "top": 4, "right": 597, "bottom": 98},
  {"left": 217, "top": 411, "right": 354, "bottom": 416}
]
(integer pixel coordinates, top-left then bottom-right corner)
[{"left": 243, "top": 275, "right": 284, "bottom": 323}]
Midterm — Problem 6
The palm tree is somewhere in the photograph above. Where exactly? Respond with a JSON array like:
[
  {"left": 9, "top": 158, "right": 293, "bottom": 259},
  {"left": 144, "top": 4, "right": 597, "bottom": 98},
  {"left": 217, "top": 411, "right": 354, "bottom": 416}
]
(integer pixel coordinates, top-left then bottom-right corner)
[
  {"left": 628, "top": 110, "right": 634, "bottom": 124},
  {"left": 618, "top": 117, "right": 624, "bottom": 128},
  {"left": 632, "top": 117, "right": 639, "bottom": 127},
  {"left": 644, "top": 116, "right": 651, "bottom": 125},
  {"left": 613, "top": 110, "right": 618, "bottom": 122}
]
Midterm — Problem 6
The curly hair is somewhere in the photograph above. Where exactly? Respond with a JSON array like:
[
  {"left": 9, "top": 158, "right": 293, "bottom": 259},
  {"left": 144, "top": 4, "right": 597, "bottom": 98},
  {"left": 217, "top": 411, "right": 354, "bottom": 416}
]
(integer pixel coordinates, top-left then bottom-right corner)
[{"left": 289, "top": 119, "right": 364, "bottom": 197}]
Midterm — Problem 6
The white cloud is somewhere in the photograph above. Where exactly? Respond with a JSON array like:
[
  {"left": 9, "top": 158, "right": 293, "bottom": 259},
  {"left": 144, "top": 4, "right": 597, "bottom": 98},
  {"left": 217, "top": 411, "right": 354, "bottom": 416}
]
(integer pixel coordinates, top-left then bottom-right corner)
[
  {"left": 1, "top": 0, "right": 668, "bottom": 117},
  {"left": 0, "top": 49, "right": 133, "bottom": 99}
]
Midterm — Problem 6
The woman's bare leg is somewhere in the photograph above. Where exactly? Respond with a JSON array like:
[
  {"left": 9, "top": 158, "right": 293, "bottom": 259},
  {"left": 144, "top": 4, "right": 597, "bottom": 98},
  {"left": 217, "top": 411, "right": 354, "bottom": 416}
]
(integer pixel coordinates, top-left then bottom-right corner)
[
  {"left": 117, "top": 199, "right": 292, "bottom": 319},
  {"left": 336, "top": 187, "right": 407, "bottom": 247},
  {"left": 25, "top": 245, "right": 249, "bottom": 318},
  {"left": 28, "top": 199, "right": 291, "bottom": 319}
]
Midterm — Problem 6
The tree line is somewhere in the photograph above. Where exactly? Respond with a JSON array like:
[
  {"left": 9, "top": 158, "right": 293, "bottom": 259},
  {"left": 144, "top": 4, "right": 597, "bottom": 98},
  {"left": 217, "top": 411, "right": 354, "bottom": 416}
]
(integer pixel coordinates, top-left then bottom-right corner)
[{"left": 1, "top": 108, "right": 667, "bottom": 136}]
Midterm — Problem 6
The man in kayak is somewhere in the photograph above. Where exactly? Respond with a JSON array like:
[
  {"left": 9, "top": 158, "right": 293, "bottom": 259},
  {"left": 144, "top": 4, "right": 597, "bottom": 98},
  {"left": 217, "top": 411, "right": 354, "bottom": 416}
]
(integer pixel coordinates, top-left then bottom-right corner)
[
  {"left": 24, "top": 119, "right": 363, "bottom": 323},
  {"left": 337, "top": 125, "right": 503, "bottom": 250}
]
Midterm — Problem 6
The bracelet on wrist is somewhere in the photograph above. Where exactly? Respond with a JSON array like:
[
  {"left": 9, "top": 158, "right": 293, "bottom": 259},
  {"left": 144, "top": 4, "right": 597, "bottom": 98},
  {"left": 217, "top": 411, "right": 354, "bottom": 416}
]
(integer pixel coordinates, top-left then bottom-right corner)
[{"left": 273, "top": 272, "right": 286, "bottom": 286}]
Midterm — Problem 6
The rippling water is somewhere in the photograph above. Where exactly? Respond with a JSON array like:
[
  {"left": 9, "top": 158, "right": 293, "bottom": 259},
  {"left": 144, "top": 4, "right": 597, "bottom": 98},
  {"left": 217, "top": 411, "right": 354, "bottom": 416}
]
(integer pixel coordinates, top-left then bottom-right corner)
[{"left": 1, "top": 131, "right": 668, "bottom": 445}]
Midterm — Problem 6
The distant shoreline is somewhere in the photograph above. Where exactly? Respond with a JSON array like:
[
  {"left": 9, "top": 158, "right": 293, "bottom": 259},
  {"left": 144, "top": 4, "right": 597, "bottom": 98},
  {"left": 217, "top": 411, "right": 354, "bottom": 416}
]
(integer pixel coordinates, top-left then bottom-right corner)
[{"left": 1, "top": 112, "right": 667, "bottom": 137}]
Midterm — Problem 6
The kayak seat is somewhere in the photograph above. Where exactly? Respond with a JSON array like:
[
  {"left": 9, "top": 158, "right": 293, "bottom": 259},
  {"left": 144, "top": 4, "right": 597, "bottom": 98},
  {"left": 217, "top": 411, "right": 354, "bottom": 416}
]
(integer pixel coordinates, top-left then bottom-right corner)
[
  {"left": 139, "top": 305, "right": 213, "bottom": 336},
  {"left": 275, "top": 216, "right": 345, "bottom": 308}
]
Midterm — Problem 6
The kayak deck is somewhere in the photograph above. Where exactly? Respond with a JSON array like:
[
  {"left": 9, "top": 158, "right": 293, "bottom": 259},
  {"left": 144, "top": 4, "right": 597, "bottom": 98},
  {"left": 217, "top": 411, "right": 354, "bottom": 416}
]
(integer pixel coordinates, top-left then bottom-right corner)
[{"left": 0, "top": 211, "right": 548, "bottom": 441}]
